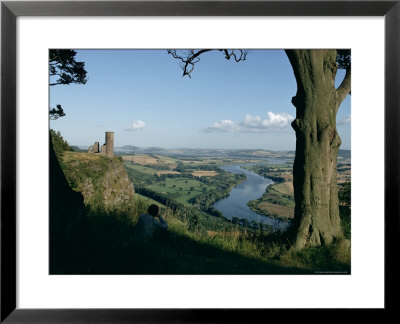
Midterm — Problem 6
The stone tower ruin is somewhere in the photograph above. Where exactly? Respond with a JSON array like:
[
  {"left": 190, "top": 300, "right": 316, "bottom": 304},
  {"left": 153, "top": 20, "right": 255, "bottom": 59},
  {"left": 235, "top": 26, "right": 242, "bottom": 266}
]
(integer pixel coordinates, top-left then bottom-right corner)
[
  {"left": 88, "top": 131, "right": 114, "bottom": 158},
  {"left": 104, "top": 131, "right": 114, "bottom": 158}
]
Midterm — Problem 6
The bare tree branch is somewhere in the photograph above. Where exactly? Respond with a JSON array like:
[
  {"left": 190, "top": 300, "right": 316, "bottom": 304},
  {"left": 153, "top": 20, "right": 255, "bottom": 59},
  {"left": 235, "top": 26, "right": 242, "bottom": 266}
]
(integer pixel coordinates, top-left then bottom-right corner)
[
  {"left": 50, "top": 81, "right": 65, "bottom": 86},
  {"left": 222, "top": 49, "right": 249, "bottom": 62},
  {"left": 167, "top": 49, "right": 249, "bottom": 77},
  {"left": 336, "top": 68, "right": 351, "bottom": 108}
]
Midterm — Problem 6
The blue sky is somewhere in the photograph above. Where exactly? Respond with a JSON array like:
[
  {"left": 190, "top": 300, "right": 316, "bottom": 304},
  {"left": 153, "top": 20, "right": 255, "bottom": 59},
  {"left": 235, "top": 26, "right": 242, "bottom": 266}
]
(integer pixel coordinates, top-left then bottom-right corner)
[{"left": 50, "top": 49, "right": 351, "bottom": 150}]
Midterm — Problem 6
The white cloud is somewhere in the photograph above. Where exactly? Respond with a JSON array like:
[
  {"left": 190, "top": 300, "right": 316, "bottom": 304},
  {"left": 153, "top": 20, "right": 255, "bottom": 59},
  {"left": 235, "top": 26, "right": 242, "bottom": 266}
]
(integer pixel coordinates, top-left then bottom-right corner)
[
  {"left": 205, "top": 111, "right": 294, "bottom": 133},
  {"left": 242, "top": 115, "right": 262, "bottom": 127},
  {"left": 338, "top": 115, "right": 351, "bottom": 125},
  {"left": 125, "top": 120, "right": 146, "bottom": 131},
  {"left": 133, "top": 120, "right": 146, "bottom": 130},
  {"left": 206, "top": 120, "right": 240, "bottom": 132}
]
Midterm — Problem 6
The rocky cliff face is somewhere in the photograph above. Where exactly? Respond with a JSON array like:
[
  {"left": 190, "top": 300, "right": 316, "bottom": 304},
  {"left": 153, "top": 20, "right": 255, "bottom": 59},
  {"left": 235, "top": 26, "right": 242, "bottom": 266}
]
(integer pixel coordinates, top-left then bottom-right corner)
[{"left": 61, "top": 152, "right": 135, "bottom": 210}]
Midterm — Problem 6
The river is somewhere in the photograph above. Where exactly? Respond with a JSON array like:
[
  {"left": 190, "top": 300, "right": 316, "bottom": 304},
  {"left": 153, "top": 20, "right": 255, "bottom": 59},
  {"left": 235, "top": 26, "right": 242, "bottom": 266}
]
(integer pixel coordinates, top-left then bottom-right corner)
[{"left": 212, "top": 161, "right": 290, "bottom": 230}]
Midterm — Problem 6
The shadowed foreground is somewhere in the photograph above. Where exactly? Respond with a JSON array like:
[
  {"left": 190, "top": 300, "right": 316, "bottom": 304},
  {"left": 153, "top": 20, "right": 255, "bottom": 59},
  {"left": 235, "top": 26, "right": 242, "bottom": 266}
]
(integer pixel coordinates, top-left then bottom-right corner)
[{"left": 53, "top": 212, "right": 313, "bottom": 275}]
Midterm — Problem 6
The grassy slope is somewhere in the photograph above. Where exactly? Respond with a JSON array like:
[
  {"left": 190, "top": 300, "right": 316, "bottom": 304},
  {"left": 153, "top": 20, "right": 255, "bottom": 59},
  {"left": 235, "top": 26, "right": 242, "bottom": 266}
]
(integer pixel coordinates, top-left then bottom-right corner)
[
  {"left": 57, "top": 152, "right": 350, "bottom": 275},
  {"left": 75, "top": 199, "right": 349, "bottom": 275}
]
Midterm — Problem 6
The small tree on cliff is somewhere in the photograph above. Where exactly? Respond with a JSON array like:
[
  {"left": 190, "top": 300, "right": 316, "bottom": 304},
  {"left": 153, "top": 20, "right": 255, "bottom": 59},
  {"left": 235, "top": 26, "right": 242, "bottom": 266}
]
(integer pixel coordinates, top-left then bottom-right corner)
[
  {"left": 168, "top": 49, "right": 351, "bottom": 250},
  {"left": 49, "top": 49, "right": 87, "bottom": 119}
]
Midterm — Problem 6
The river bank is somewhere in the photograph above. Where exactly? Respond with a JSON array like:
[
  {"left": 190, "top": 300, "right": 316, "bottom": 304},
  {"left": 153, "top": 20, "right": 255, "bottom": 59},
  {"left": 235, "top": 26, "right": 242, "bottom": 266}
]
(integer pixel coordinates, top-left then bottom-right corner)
[
  {"left": 212, "top": 163, "right": 291, "bottom": 230},
  {"left": 242, "top": 163, "right": 295, "bottom": 220}
]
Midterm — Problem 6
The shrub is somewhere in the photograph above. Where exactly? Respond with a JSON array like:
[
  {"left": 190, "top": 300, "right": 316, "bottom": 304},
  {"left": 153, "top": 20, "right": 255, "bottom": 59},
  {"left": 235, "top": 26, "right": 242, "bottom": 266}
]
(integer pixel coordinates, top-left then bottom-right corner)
[{"left": 50, "top": 129, "right": 73, "bottom": 160}]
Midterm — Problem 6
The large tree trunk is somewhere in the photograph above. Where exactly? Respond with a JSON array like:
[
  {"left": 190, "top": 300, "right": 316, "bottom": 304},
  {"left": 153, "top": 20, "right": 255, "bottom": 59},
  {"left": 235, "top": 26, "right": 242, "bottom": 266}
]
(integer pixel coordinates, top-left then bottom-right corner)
[{"left": 285, "top": 50, "right": 351, "bottom": 250}]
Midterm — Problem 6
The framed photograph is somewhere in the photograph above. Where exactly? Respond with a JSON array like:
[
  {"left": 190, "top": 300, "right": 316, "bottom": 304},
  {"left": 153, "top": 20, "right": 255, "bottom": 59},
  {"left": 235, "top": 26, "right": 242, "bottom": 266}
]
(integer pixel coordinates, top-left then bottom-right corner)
[{"left": 1, "top": 0, "right": 398, "bottom": 321}]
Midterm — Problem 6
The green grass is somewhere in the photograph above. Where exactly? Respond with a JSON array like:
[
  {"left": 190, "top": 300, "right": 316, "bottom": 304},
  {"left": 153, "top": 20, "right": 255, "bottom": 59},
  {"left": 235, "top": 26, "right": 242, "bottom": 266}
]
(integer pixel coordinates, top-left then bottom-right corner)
[
  {"left": 280, "top": 240, "right": 351, "bottom": 273},
  {"left": 54, "top": 195, "right": 311, "bottom": 274},
  {"left": 125, "top": 163, "right": 165, "bottom": 175},
  {"left": 263, "top": 186, "right": 294, "bottom": 208},
  {"left": 153, "top": 154, "right": 180, "bottom": 163},
  {"left": 273, "top": 182, "right": 293, "bottom": 196},
  {"left": 134, "top": 193, "right": 166, "bottom": 208},
  {"left": 247, "top": 184, "right": 295, "bottom": 220},
  {"left": 243, "top": 163, "right": 292, "bottom": 173},
  {"left": 147, "top": 177, "right": 216, "bottom": 205},
  {"left": 57, "top": 195, "right": 350, "bottom": 274}
]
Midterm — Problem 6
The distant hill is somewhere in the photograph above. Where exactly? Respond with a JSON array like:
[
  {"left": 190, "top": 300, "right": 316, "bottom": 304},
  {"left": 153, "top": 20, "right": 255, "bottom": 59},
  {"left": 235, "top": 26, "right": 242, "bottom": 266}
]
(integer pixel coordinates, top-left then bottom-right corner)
[
  {"left": 113, "top": 147, "right": 296, "bottom": 160},
  {"left": 70, "top": 145, "right": 86, "bottom": 152},
  {"left": 76, "top": 145, "right": 350, "bottom": 160},
  {"left": 338, "top": 149, "right": 351, "bottom": 158}
]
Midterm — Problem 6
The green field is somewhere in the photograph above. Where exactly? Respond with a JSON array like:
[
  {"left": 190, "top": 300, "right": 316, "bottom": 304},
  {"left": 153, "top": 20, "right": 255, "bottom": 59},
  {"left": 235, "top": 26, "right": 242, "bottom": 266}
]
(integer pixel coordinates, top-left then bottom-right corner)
[
  {"left": 147, "top": 177, "right": 216, "bottom": 205},
  {"left": 153, "top": 154, "right": 179, "bottom": 163},
  {"left": 125, "top": 163, "right": 161, "bottom": 175}
]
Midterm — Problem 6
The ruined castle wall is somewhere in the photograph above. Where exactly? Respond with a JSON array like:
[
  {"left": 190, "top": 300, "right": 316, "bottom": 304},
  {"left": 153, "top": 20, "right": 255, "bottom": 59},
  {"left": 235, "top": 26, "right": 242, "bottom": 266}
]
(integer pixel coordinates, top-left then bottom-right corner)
[
  {"left": 88, "top": 142, "right": 100, "bottom": 154},
  {"left": 87, "top": 132, "right": 114, "bottom": 158},
  {"left": 100, "top": 144, "right": 107, "bottom": 156}
]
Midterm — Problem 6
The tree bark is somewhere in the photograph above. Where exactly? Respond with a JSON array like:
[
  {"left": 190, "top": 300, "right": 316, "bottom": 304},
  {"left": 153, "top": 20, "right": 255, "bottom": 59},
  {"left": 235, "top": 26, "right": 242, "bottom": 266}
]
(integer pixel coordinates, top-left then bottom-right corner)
[{"left": 285, "top": 49, "right": 351, "bottom": 250}]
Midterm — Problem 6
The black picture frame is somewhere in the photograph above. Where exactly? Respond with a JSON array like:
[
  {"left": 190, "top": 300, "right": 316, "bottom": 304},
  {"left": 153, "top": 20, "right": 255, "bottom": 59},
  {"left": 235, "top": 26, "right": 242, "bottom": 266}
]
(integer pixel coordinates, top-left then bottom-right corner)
[{"left": 1, "top": 0, "right": 398, "bottom": 322}]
